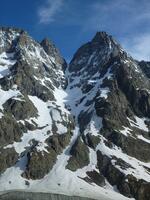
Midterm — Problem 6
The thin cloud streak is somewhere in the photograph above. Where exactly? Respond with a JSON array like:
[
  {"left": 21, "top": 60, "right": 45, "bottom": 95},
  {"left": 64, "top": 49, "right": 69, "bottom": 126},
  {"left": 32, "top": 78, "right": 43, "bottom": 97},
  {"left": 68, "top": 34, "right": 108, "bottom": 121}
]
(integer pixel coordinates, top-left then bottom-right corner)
[
  {"left": 38, "top": 0, "right": 64, "bottom": 24},
  {"left": 83, "top": 0, "right": 150, "bottom": 33}
]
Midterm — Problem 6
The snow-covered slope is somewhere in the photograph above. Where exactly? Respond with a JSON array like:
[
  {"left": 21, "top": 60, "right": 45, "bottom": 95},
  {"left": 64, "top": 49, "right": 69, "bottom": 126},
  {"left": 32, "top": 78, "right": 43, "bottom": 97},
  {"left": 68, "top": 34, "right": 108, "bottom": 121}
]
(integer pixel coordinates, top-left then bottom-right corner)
[
  {"left": 0, "top": 28, "right": 150, "bottom": 200},
  {"left": 66, "top": 32, "right": 150, "bottom": 200}
]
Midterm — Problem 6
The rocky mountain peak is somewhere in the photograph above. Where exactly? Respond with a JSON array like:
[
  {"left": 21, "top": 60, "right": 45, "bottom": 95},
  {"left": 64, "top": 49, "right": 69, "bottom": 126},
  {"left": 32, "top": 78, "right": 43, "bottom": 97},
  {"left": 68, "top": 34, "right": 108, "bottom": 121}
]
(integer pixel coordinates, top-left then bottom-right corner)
[
  {"left": 67, "top": 31, "right": 150, "bottom": 200},
  {"left": 92, "top": 31, "right": 112, "bottom": 44},
  {"left": 41, "top": 37, "right": 67, "bottom": 71},
  {"left": 69, "top": 32, "right": 124, "bottom": 74},
  {"left": 40, "top": 37, "right": 55, "bottom": 54},
  {"left": 91, "top": 31, "right": 120, "bottom": 50}
]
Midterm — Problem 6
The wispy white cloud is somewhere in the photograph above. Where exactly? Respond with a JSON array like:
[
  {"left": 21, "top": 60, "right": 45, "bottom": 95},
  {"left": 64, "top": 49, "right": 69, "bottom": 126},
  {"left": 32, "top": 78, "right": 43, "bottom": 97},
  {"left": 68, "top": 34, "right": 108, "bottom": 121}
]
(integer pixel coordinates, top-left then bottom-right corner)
[
  {"left": 123, "top": 34, "right": 150, "bottom": 61},
  {"left": 38, "top": 0, "right": 64, "bottom": 24},
  {"left": 82, "top": 0, "right": 150, "bottom": 61},
  {"left": 83, "top": 0, "right": 150, "bottom": 32}
]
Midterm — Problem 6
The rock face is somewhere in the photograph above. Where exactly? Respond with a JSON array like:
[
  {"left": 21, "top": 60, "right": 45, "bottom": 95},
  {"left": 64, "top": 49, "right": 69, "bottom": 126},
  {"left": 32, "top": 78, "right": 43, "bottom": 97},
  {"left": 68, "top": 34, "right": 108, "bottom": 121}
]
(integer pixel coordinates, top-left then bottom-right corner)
[
  {"left": 0, "top": 27, "right": 73, "bottom": 180},
  {"left": 41, "top": 38, "right": 67, "bottom": 71},
  {"left": 67, "top": 31, "right": 150, "bottom": 200},
  {"left": 67, "top": 137, "right": 90, "bottom": 171},
  {"left": 0, "top": 27, "right": 150, "bottom": 200}
]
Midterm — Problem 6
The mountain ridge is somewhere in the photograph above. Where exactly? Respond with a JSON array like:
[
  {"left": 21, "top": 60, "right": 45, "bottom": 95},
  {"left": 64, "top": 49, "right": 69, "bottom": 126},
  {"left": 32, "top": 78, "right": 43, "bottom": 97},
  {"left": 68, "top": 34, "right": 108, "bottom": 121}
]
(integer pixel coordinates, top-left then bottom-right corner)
[{"left": 0, "top": 27, "right": 150, "bottom": 200}]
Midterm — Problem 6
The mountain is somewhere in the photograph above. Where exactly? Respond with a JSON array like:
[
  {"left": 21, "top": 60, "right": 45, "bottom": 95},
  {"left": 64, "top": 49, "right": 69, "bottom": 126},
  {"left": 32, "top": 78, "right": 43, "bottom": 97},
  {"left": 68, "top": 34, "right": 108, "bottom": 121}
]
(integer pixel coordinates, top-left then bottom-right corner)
[{"left": 0, "top": 27, "right": 150, "bottom": 200}]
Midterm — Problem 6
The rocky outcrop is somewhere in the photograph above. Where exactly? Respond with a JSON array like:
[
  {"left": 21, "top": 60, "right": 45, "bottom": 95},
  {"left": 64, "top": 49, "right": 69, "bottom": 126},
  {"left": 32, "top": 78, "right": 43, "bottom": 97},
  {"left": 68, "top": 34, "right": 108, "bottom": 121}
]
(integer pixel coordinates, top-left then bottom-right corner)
[
  {"left": 0, "top": 115, "right": 23, "bottom": 146},
  {"left": 0, "top": 147, "right": 18, "bottom": 173},
  {"left": 41, "top": 38, "right": 67, "bottom": 71},
  {"left": 86, "top": 170, "right": 105, "bottom": 187},
  {"left": 67, "top": 137, "right": 89, "bottom": 171},
  {"left": 23, "top": 127, "right": 72, "bottom": 179},
  {"left": 3, "top": 96, "right": 38, "bottom": 120}
]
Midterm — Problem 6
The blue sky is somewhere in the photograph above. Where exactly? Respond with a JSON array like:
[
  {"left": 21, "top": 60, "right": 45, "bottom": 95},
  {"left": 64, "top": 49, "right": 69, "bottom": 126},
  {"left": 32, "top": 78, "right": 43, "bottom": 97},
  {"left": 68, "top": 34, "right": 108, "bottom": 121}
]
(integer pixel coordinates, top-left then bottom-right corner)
[{"left": 1, "top": 0, "right": 150, "bottom": 61}]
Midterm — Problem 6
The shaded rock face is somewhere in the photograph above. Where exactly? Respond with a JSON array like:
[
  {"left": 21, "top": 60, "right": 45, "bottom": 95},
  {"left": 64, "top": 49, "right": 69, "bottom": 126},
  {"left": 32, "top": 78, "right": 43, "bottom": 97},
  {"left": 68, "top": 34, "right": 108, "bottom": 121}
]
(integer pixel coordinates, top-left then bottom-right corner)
[
  {"left": 0, "top": 147, "right": 18, "bottom": 173},
  {"left": 0, "top": 28, "right": 150, "bottom": 200},
  {"left": 0, "top": 115, "right": 23, "bottom": 146},
  {"left": 86, "top": 170, "right": 105, "bottom": 187},
  {"left": 3, "top": 96, "right": 38, "bottom": 120},
  {"left": 119, "top": 175, "right": 150, "bottom": 200},
  {"left": 41, "top": 38, "right": 67, "bottom": 71},
  {"left": 23, "top": 150, "right": 57, "bottom": 180},
  {"left": 67, "top": 137, "right": 90, "bottom": 171}
]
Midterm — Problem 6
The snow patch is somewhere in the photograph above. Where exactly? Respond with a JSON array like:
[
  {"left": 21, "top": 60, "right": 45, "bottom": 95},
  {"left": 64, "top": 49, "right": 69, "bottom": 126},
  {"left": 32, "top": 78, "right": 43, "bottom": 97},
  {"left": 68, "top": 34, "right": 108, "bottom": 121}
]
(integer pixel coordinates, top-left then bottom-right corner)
[
  {"left": 128, "top": 116, "right": 149, "bottom": 132},
  {"left": 0, "top": 52, "right": 16, "bottom": 78},
  {"left": 97, "top": 136, "right": 150, "bottom": 182}
]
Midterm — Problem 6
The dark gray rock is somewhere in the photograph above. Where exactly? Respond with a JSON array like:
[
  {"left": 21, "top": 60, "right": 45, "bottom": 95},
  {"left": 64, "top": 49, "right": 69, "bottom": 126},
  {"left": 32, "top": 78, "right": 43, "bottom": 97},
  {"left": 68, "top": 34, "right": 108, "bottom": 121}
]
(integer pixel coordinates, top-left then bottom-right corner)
[
  {"left": 3, "top": 96, "right": 38, "bottom": 120},
  {"left": 0, "top": 115, "right": 23, "bottom": 146},
  {"left": 67, "top": 137, "right": 89, "bottom": 171},
  {"left": 86, "top": 170, "right": 105, "bottom": 187},
  {"left": 41, "top": 38, "right": 67, "bottom": 72},
  {"left": 0, "top": 147, "right": 18, "bottom": 174}
]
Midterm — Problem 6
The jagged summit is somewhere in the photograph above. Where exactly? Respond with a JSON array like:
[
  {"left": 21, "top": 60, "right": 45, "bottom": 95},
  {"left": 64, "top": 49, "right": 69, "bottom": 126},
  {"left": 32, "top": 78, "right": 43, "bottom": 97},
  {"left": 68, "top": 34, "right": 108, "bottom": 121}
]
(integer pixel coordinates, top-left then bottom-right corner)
[
  {"left": 90, "top": 31, "right": 125, "bottom": 57},
  {"left": 40, "top": 37, "right": 54, "bottom": 54},
  {"left": 69, "top": 31, "right": 124, "bottom": 73},
  {"left": 41, "top": 37, "right": 67, "bottom": 71},
  {"left": 41, "top": 37, "right": 59, "bottom": 49},
  {"left": 92, "top": 31, "right": 114, "bottom": 44}
]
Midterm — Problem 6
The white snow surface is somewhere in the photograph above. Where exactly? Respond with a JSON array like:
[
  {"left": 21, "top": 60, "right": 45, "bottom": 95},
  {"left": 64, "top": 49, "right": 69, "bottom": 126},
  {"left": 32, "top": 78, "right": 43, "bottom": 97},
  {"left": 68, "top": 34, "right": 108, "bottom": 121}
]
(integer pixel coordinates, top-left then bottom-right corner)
[
  {"left": 128, "top": 116, "right": 149, "bottom": 132},
  {"left": 0, "top": 52, "right": 16, "bottom": 78},
  {"left": 0, "top": 71, "right": 133, "bottom": 200},
  {"left": 4, "top": 90, "right": 69, "bottom": 153},
  {"left": 119, "top": 126, "right": 133, "bottom": 137},
  {"left": 0, "top": 127, "right": 132, "bottom": 200}
]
